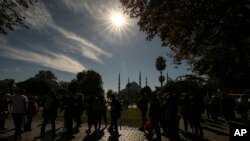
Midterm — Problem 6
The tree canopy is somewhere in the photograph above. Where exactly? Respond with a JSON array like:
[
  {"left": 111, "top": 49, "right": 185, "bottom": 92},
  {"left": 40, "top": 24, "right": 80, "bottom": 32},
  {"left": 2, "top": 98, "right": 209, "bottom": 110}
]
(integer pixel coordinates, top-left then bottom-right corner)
[
  {"left": 0, "top": 0, "right": 38, "bottom": 34},
  {"left": 120, "top": 0, "right": 250, "bottom": 92},
  {"left": 76, "top": 70, "right": 103, "bottom": 96},
  {"left": 17, "top": 70, "right": 58, "bottom": 96}
]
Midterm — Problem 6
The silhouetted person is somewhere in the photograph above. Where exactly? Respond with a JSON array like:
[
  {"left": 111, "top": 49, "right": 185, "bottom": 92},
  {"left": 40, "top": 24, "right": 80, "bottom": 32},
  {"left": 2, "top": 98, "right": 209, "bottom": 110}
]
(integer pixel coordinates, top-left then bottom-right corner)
[
  {"left": 24, "top": 95, "right": 38, "bottom": 131},
  {"left": 204, "top": 93, "right": 211, "bottom": 119},
  {"left": 0, "top": 93, "right": 11, "bottom": 130},
  {"left": 108, "top": 94, "right": 122, "bottom": 135},
  {"left": 11, "top": 87, "right": 28, "bottom": 139},
  {"left": 163, "top": 93, "right": 180, "bottom": 141},
  {"left": 180, "top": 93, "right": 190, "bottom": 133},
  {"left": 146, "top": 95, "right": 162, "bottom": 141},
  {"left": 73, "top": 91, "right": 84, "bottom": 129},
  {"left": 238, "top": 94, "right": 248, "bottom": 121},
  {"left": 210, "top": 95, "right": 220, "bottom": 121},
  {"left": 221, "top": 93, "right": 235, "bottom": 123},
  {"left": 86, "top": 94, "right": 95, "bottom": 134},
  {"left": 62, "top": 94, "right": 75, "bottom": 136},
  {"left": 97, "top": 93, "right": 107, "bottom": 129},
  {"left": 137, "top": 92, "right": 148, "bottom": 132},
  {"left": 40, "top": 90, "right": 59, "bottom": 138},
  {"left": 189, "top": 94, "right": 203, "bottom": 138}
]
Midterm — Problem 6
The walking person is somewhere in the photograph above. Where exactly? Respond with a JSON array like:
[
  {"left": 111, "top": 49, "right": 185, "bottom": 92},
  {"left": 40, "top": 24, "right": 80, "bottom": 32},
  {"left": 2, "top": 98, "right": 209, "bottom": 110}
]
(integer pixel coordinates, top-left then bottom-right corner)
[
  {"left": 146, "top": 94, "right": 162, "bottom": 141},
  {"left": 204, "top": 93, "right": 211, "bottom": 119},
  {"left": 108, "top": 94, "right": 122, "bottom": 135},
  {"left": 180, "top": 93, "right": 190, "bottom": 133},
  {"left": 189, "top": 94, "right": 204, "bottom": 138},
  {"left": 0, "top": 93, "right": 11, "bottom": 130},
  {"left": 24, "top": 95, "right": 38, "bottom": 131},
  {"left": 11, "top": 87, "right": 28, "bottom": 139},
  {"left": 163, "top": 92, "right": 180, "bottom": 141},
  {"left": 85, "top": 94, "right": 97, "bottom": 134},
  {"left": 62, "top": 94, "right": 75, "bottom": 136},
  {"left": 137, "top": 92, "right": 148, "bottom": 132},
  {"left": 73, "top": 91, "right": 84, "bottom": 130},
  {"left": 97, "top": 92, "right": 107, "bottom": 129},
  {"left": 40, "top": 90, "right": 59, "bottom": 138}
]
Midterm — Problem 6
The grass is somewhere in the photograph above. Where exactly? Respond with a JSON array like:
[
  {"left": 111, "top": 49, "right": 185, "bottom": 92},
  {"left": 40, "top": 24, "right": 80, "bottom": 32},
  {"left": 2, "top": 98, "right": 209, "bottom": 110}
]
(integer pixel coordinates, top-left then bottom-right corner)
[{"left": 34, "top": 108, "right": 142, "bottom": 127}]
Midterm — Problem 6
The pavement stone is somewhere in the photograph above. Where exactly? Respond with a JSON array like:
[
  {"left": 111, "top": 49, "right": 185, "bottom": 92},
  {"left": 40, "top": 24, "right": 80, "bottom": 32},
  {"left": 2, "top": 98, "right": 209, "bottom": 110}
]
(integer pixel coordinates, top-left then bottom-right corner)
[{"left": 0, "top": 117, "right": 229, "bottom": 141}]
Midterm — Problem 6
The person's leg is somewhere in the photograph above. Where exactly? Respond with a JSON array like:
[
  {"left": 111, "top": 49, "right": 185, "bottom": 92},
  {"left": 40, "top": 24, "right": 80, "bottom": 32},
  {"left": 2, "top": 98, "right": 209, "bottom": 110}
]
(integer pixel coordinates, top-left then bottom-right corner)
[
  {"left": 142, "top": 110, "right": 147, "bottom": 126},
  {"left": 109, "top": 116, "right": 115, "bottom": 131},
  {"left": 51, "top": 118, "right": 56, "bottom": 137},
  {"left": 15, "top": 113, "right": 24, "bottom": 138},
  {"left": 25, "top": 114, "right": 33, "bottom": 130},
  {"left": 12, "top": 113, "right": 19, "bottom": 137},
  {"left": 103, "top": 110, "right": 107, "bottom": 127},
  {"left": 86, "top": 111, "right": 92, "bottom": 133},
  {"left": 113, "top": 118, "right": 118, "bottom": 134},
  {"left": 154, "top": 120, "right": 162, "bottom": 141},
  {"left": 40, "top": 116, "right": 49, "bottom": 138},
  {"left": 98, "top": 111, "right": 102, "bottom": 129}
]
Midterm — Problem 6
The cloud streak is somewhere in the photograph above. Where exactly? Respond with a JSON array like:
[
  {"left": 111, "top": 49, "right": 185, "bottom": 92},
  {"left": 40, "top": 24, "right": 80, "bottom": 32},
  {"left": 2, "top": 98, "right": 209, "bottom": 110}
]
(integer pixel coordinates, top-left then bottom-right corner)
[
  {"left": 23, "top": 2, "right": 112, "bottom": 62},
  {"left": 0, "top": 45, "right": 85, "bottom": 74}
]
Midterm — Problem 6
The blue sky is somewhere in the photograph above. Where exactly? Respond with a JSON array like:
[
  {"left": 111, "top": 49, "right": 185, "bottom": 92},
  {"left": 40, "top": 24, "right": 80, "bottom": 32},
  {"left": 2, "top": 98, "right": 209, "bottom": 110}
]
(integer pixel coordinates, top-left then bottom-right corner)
[{"left": 0, "top": 0, "right": 191, "bottom": 91}]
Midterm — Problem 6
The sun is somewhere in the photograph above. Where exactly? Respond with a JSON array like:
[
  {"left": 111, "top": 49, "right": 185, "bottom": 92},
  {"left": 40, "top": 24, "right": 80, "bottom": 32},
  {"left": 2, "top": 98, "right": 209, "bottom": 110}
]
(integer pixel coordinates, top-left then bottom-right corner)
[
  {"left": 110, "top": 12, "right": 126, "bottom": 27},
  {"left": 96, "top": 5, "right": 136, "bottom": 41}
]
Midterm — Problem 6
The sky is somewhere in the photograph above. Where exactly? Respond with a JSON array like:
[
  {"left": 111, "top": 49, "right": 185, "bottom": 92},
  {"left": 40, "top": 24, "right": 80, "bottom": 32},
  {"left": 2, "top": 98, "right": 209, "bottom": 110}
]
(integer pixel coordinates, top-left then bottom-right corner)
[{"left": 0, "top": 0, "right": 191, "bottom": 91}]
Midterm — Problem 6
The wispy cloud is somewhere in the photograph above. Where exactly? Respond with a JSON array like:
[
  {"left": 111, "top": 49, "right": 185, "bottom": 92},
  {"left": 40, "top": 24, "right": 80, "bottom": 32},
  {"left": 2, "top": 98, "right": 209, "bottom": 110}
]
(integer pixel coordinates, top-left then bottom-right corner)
[
  {"left": 0, "top": 44, "right": 85, "bottom": 74},
  {"left": 62, "top": 0, "right": 119, "bottom": 16},
  {"left": 51, "top": 25, "right": 112, "bottom": 63},
  {"left": 22, "top": 2, "right": 112, "bottom": 62}
]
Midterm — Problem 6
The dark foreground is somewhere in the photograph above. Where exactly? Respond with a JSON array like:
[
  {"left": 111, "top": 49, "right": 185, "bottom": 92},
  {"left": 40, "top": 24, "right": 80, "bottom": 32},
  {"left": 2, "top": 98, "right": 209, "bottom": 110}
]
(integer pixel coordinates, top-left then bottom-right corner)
[{"left": 0, "top": 116, "right": 229, "bottom": 141}]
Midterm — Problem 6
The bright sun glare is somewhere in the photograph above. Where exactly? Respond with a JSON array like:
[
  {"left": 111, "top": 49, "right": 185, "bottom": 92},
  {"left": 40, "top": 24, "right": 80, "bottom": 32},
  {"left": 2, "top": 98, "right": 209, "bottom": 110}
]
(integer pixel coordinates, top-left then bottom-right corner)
[
  {"left": 111, "top": 13, "right": 126, "bottom": 27},
  {"left": 100, "top": 6, "right": 135, "bottom": 40}
]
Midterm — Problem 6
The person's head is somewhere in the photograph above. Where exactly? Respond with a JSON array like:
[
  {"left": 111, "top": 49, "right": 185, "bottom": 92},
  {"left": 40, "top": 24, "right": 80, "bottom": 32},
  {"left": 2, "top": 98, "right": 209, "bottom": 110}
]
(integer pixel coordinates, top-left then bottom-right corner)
[
  {"left": 111, "top": 94, "right": 116, "bottom": 100},
  {"left": 18, "top": 88, "right": 25, "bottom": 95},
  {"left": 11, "top": 84, "right": 19, "bottom": 94}
]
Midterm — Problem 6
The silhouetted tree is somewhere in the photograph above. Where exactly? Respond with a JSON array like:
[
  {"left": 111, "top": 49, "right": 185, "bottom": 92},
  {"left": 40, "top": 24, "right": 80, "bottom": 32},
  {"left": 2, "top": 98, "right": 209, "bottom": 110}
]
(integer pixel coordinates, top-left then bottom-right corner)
[
  {"left": 17, "top": 78, "right": 50, "bottom": 96},
  {"left": 34, "top": 70, "right": 57, "bottom": 80},
  {"left": 17, "top": 70, "right": 58, "bottom": 96},
  {"left": 68, "top": 79, "right": 79, "bottom": 94},
  {"left": 121, "top": 0, "right": 250, "bottom": 92},
  {"left": 0, "top": 79, "right": 15, "bottom": 95},
  {"left": 141, "top": 86, "right": 152, "bottom": 95},
  {"left": 0, "top": 0, "right": 38, "bottom": 34},
  {"left": 155, "top": 56, "right": 166, "bottom": 88},
  {"left": 76, "top": 70, "right": 103, "bottom": 97}
]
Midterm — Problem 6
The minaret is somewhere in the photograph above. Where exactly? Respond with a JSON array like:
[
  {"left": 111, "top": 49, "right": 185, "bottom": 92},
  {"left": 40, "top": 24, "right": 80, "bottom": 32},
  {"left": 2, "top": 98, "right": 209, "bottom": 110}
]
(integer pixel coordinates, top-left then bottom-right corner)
[
  {"left": 118, "top": 73, "right": 120, "bottom": 94},
  {"left": 145, "top": 76, "right": 148, "bottom": 86},
  {"left": 166, "top": 72, "right": 169, "bottom": 85},
  {"left": 139, "top": 71, "right": 141, "bottom": 88}
]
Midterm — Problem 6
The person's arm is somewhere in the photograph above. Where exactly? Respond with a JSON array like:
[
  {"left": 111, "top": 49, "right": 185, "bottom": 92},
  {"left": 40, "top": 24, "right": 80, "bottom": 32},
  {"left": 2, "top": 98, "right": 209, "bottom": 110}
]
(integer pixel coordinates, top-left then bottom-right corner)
[{"left": 24, "top": 96, "right": 29, "bottom": 112}]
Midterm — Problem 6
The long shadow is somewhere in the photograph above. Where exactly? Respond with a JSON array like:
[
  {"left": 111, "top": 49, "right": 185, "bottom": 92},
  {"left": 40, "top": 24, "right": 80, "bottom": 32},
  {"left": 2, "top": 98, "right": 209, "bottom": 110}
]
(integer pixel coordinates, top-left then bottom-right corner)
[
  {"left": 179, "top": 130, "right": 209, "bottom": 141},
  {"left": 82, "top": 129, "right": 105, "bottom": 141},
  {"left": 203, "top": 119, "right": 228, "bottom": 127},
  {"left": 31, "top": 127, "right": 63, "bottom": 141},
  {"left": 205, "top": 122, "right": 227, "bottom": 130},
  {"left": 0, "top": 135, "right": 18, "bottom": 141},
  {"left": 203, "top": 126, "right": 229, "bottom": 136},
  {"left": 108, "top": 134, "right": 119, "bottom": 141},
  {"left": 0, "top": 128, "right": 15, "bottom": 134},
  {"left": 107, "top": 128, "right": 121, "bottom": 141}
]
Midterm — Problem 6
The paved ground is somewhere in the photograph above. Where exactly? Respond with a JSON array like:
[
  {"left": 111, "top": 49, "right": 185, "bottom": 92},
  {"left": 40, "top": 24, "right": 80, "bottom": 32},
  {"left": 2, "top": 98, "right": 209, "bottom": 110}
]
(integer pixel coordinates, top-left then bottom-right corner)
[{"left": 0, "top": 116, "right": 229, "bottom": 141}]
